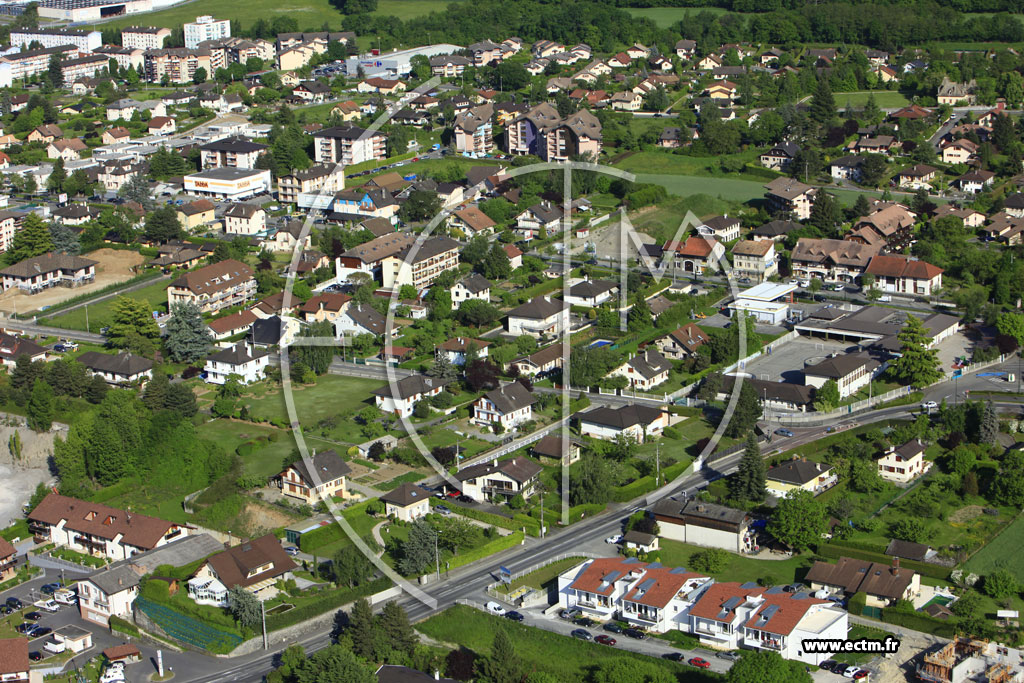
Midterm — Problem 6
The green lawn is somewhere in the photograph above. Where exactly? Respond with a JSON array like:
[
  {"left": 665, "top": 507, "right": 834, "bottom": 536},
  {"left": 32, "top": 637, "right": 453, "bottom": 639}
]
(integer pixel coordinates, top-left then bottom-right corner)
[
  {"left": 495, "top": 556, "right": 583, "bottom": 595},
  {"left": 637, "top": 173, "right": 767, "bottom": 203},
  {"left": 625, "top": 6, "right": 734, "bottom": 27},
  {"left": 417, "top": 605, "right": 696, "bottom": 681},
  {"left": 92, "top": 0, "right": 459, "bottom": 32},
  {"left": 242, "top": 375, "right": 385, "bottom": 439},
  {"left": 964, "top": 513, "right": 1024, "bottom": 581},
  {"left": 657, "top": 539, "right": 816, "bottom": 586},
  {"left": 614, "top": 149, "right": 766, "bottom": 178},
  {"left": 47, "top": 279, "right": 171, "bottom": 332},
  {"left": 195, "top": 419, "right": 296, "bottom": 478},
  {"left": 835, "top": 91, "right": 912, "bottom": 109}
]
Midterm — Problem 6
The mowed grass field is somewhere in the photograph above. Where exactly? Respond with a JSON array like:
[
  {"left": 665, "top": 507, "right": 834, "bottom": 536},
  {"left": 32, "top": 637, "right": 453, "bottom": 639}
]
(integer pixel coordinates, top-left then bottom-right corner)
[
  {"left": 964, "top": 513, "right": 1024, "bottom": 581},
  {"left": 836, "top": 91, "right": 913, "bottom": 109},
  {"left": 195, "top": 419, "right": 297, "bottom": 478},
  {"left": 626, "top": 6, "right": 733, "bottom": 27},
  {"left": 47, "top": 279, "right": 171, "bottom": 332},
  {"left": 92, "top": 0, "right": 458, "bottom": 32},
  {"left": 637, "top": 173, "right": 767, "bottom": 203}
]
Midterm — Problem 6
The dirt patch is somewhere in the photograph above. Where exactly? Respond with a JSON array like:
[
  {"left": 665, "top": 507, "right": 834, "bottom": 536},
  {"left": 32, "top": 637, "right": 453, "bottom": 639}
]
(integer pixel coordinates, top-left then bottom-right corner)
[
  {"left": 0, "top": 248, "right": 146, "bottom": 315},
  {"left": 949, "top": 505, "right": 984, "bottom": 524},
  {"left": 235, "top": 501, "right": 299, "bottom": 536}
]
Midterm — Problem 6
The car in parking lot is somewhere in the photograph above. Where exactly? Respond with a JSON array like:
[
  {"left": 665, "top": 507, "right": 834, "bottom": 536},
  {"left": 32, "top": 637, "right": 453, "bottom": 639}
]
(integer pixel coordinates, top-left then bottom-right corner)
[
  {"left": 813, "top": 294, "right": 827, "bottom": 302},
  {"left": 15, "top": 623, "right": 37, "bottom": 635},
  {"left": 774, "top": 428, "right": 794, "bottom": 437},
  {"left": 603, "top": 623, "right": 623, "bottom": 634},
  {"left": 457, "top": 495, "right": 473, "bottom": 503},
  {"left": 570, "top": 628, "right": 592, "bottom": 641},
  {"left": 661, "top": 652, "right": 684, "bottom": 661},
  {"left": 832, "top": 662, "right": 849, "bottom": 675},
  {"left": 485, "top": 601, "right": 506, "bottom": 615},
  {"left": 852, "top": 670, "right": 870, "bottom": 680},
  {"left": 6, "top": 598, "right": 22, "bottom": 610},
  {"left": 23, "top": 612, "right": 42, "bottom": 621},
  {"left": 32, "top": 627, "right": 51, "bottom": 638},
  {"left": 604, "top": 534, "right": 622, "bottom": 544},
  {"left": 436, "top": 504, "right": 452, "bottom": 516},
  {"left": 623, "top": 628, "right": 647, "bottom": 640},
  {"left": 715, "top": 651, "right": 741, "bottom": 661},
  {"left": 843, "top": 666, "right": 863, "bottom": 678},
  {"left": 799, "top": 279, "right": 810, "bottom": 287},
  {"left": 504, "top": 610, "right": 524, "bottom": 622},
  {"left": 559, "top": 608, "right": 580, "bottom": 620},
  {"left": 573, "top": 616, "right": 597, "bottom": 628},
  {"left": 819, "top": 660, "right": 837, "bottom": 671},
  {"left": 28, "top": 651, "right": 42, "bottom": 661},
  {"left": 283, "top": 546, "right": 300, "bottom": 556},
  {"left": 41, "top": 583, "right": 62, "bottom": 594},
  {"left": 594, "top": 635, "right": 616, "bottom": 646},
  {"left": 688, "top": 657, "right": 711, "bottom": 669}
]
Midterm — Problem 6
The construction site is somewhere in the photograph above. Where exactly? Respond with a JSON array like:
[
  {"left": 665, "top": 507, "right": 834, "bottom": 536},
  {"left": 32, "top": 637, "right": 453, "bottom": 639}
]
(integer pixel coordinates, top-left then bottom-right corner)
[{"left": 917, "top": 638, "right": 1023, "bottom": 683}]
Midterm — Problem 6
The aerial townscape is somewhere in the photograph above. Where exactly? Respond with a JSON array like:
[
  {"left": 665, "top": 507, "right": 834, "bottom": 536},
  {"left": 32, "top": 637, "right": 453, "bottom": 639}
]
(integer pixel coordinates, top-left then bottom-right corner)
[{"left": 0, "top": 0, "right": 1022, "bottom": 682}]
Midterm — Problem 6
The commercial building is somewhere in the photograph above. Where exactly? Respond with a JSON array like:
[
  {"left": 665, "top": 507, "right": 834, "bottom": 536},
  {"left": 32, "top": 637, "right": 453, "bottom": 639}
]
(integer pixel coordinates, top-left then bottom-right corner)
[
  {"left": 344, "top": 43, "right": 464, "bottom": 79},
  {"left": 183, "top": 167, "right": 271, "bottom": 200},
  {"left": 184, "top": 15, "right": 230, "bottom": 49},
  {"left": 33, "top": 0, "right": 154, "bottom": 22},
  {"left": 651, "top": 499, "right": 755, "bottom": 554}
]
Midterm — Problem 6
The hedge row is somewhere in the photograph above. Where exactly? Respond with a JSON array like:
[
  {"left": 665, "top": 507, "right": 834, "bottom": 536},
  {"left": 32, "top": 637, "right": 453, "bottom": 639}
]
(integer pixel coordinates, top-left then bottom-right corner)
[
  {"left": 816, "top": 543, "right": 951, "bottom": 581},
  {"left": 265, "top": 577, "right": 391, "bottom": 632},
  {"left": 441, "top": 500, "right": 541, "bottom": 537},
  {"left": 879, "top": 608, "right": 956, "bottom": 638},
  {"left": 611, "top": 460, "right": 690, "bottom": 503},
  {"left": 826, "top": 538, "right": 890, "bottom": 554},
  {"left": 299, "top": 523, "right": 346, "bottom": 553},
  {"left": 447, "top": 532, "right": 524, "bottom": 572},
  {"left": 109, "top": 615, "right": 140, "bottom": 637}
]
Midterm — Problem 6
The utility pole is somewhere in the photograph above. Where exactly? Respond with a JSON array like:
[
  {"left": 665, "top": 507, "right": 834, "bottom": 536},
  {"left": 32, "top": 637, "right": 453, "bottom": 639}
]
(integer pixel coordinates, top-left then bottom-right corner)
[
  {"left": 539, "top": 487, "right": 544, "bottom": 538},
  {"left": 84, "top": 304, "right": 88, "bottom": 334},
  {"left": 434, "top": 531, "right": 440, "bottom": 580},
  {"left": 261, "top": 599, "right": 268, "bottom": 650},
  {"left": 655, "top": 442, "right": 660, "bottom": 485}
]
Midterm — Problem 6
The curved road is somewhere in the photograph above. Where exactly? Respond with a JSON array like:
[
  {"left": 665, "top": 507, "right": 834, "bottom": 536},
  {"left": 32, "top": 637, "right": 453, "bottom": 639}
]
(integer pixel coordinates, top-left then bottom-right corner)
[{"left": 171, "top": 357, "right": 1024, "bottom": 682}]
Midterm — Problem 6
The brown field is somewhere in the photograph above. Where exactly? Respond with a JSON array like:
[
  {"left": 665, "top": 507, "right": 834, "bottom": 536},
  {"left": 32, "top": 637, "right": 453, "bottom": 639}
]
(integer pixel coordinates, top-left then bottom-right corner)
[{"left": 0, "top": 248, "right": 146, "bottom": 316}]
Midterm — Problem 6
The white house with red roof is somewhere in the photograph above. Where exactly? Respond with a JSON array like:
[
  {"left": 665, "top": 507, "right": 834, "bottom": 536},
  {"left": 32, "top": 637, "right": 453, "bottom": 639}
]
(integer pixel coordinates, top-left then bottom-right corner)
[
  {"left": 864, "top": 254, "right": 943, "bottom": 296},
  {"left": 557, "top": 558, "right": 847, "bottom": 665},
  {"left": 661, "top": 236, "right": 725, "bottom": 275}
]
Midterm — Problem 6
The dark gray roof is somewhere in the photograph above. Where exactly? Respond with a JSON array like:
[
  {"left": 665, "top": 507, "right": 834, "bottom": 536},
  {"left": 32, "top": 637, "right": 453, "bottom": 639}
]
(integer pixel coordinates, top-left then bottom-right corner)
[
  {"left": 379, "top": 482, "right": 428, "bottom": 508},
  {"left": 223, "top": 203, "right": 261, "bottom": 219},
  {"left": 653, "top": 498, "right": 749, "bottom": 526},
  {"left": 507, "top": 296, "right": 564, "bottom": 321},
  {"left": 481, "top": 381, "right": 536, "bottom": 414},
  {"left": 0, "top": 252, "right": 97, "bottom": 278},
  {"left": 766, "top": 460, "right": 832, "bottom": 485},
  {"left": 249, "top": 316, "right": 286, "bottom": 346},
  {"left": 626, "top": 349, "right": 672, "bottom": 380},
  {"left": 344, "top": 304, "right": 386, "bottom": 335},
  {"left": 77, "top": 351, "right": 153, "bottom": 376},
  {"left": 575, "top": 404, "right": 664, "bottom": 430},
  {"left": 286, "top": 449, "right": 352, "bottom": 485},
  {"left": 457, "top": 272, "right": 491, "bottom": 294},
  {"left": 314, "top": 125, "right": 382, "bottom": 140},
  {"left": 376, "top": 664, "right": 458, "bottom": 683},
  {"left": 86, "top": 564, "right": 140, "bottom": 595},
  {"left": 753, "top": 220, "right": 801, "bottom": 238},
  {"left": 456, "top": 456, "right": 542, "bottom": 484},
  {"left": 371, "top": 374, "right": 447, "bottom": 400},
  {"left": 207, "top": 342, "right": 269, "bottom": 365},
  {"left": 567, "top": 279, "right": 617, "bottom": 299},
  {"left": 885, "top": 538, "right": 930, "bottom": 562},
  {"left": 200, "top": 136, "right": 267, "bottom": 153},
  {"left": 803, "top": 352, "right": 878, "bottom": 380}
]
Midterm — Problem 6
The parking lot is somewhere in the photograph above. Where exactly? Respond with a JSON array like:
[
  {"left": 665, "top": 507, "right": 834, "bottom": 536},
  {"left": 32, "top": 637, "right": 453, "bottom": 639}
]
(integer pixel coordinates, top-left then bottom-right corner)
[{"left": 736, "top": 338, "right": 854, "bottom": 384}]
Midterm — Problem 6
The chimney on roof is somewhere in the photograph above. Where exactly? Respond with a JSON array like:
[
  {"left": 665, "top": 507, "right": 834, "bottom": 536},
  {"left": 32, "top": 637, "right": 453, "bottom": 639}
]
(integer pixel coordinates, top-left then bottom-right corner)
[{"left": 893, "top": 556, "right": 900, "bottom": 576}]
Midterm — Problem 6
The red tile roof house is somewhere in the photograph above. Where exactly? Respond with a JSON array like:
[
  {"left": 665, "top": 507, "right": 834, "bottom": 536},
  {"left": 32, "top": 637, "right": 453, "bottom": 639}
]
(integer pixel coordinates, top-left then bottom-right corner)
[
  {"left": 28, "top": 493, "right": 188, "bottom": 561},
  {"left": 864, "top": 254, "right": 943, "bottom": 296},
  {"left": 661, "top": 236, "right": 726, "bottom": 275},
  {"left": 652, "top": 323, "right": 708, "bottom": 360}
]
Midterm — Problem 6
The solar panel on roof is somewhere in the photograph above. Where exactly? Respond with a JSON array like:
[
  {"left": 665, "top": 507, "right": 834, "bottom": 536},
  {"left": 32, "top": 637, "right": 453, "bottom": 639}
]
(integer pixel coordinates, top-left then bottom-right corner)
[
  {"left": 602, "top": 571, "right": 622, "bottom": 583},
  {"left": 637, "top": 578, "right": 656, "bottom": 592},
  {"left": 765, "top": 586, "right": 785, "bottom": 594},
  {"left": 741, "top": 581, "right": 759, "bottom": 589},
  {"left": 669, "top": 567, "right": 688, "bottom": 574},
  {"left": 647, "top": 562, "right": 663, "bottom": 569},
  {"left": 756, "top": 604, "right": 780, "bottom": 625},
  {"left": 722, "top": 596, "right": 743, "bottom": 610},
  {"left": 623, "top": 557, "right": 641, "bottom": 564},
  {"left": 792, "top": 592, "right": 809, "bottom": 600}
]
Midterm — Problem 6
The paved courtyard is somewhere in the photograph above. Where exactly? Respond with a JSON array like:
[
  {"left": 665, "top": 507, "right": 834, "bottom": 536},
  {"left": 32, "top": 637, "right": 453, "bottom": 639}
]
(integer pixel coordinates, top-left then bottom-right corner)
[{"left": 736, "top": 338, "right": 853, "bottom": 384}]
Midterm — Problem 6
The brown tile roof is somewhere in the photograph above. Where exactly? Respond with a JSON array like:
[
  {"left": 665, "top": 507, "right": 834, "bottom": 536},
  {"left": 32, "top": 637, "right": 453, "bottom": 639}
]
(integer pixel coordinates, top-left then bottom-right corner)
[
  {"left": 208, "top": 309, "right": 257, "bottom": 335},
  {"left": 731, "top": 240, "right": 772, "bottom": 257},
  {"left": 205, "top": 533, "right": 296, "bottom": 590},
  {"left": 865, "top": 254, "right": 943, "bottom": 280},
  {"left": 179, "top": 199, "right": 215, "bottom": 216},
  {"left": 439, "top": 336, "right": 491, "bottom": 352},
  {"left": 0, "top": 252, "right": 97, "bottom": 279},
  {"left": 453, "top": 206, "right": 496, "bottom": 233},
  {"left": 103, "top": 644, "right": 141, "bottom": 661},
  {"left": 805, "top": 556, "right": 914, "bottom": 601},
  {"left": 0, "top": 637, "right": 28, "bottom": 676},
  {"left": 380, "top": 482, "right": 429, "bottom": 508},
  {"left": 687, "top": 582, "right": 760, "bottom": 623},
  {"left": 0, "top": 537, "right": 13, "bottom": 559},
  {"left": 568, "top": 557, "right": 647, "bottom": 597},
  {"left": 29, "top": 493, "right": 176, "bottom": 550},
  {"left": 170, "top": 259, "right": 253, "bottom": 296},
  {"left": 667, "top": 323, "right": 708, "bottom": 354},
  {"left": 299, "top": 292, "right": 351, "bottom": 315},
  {"left": 621, "top": 567, "right": 704, "bottom": 608}
]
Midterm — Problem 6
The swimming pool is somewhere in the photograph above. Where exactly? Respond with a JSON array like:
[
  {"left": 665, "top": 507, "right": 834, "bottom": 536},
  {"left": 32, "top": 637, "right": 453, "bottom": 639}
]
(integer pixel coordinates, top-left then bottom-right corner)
[{"left": 588, "top": 339, "right": 614, "bottom": 349}]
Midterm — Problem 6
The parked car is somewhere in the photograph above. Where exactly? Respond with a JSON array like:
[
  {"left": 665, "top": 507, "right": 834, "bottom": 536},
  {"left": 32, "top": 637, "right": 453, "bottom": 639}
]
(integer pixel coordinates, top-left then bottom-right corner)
[
  {"left": 661, "top": 652, "right": 684, "bottom": 661},
  {"left": 853, "top": 670, "right": 870, "bottom": 680},
  {"left": 813, "top": 294, "right": 827, "bottom": 302},
  {"left": 603, "top": 623, "right": 623, "bottom": 634},
  {"left": 570, "top": 628, "right": 592, "bottom": 641},
  {"left": 819, "top": 660, "right": 837, "bottom": 671},
  {"left": 833, "top": 663, "right": 850, "bottom": 675},
  {"left": 799, "top": 279, "right": 810, "bottom": 287},
  {"left": 843, "top": 667, "right": 862, "bottom": 679},
  {"left": 23, "top": 612, "right": 42, "bottom": 621},
  {"left": 41, "top": 583, "right": 61, "bottom": 594},
  {"left": 688, "top": 657, "right": 711, "bottom": 669},
  {"left": 436, "top": 504, "right": 452, "bottom": 516},
  {"left": 283, "top": 546, "right": 300, "bottom": 556},
  {"left": 594, "top": 635, "right": 616, "bottom": 646},
  {"left": 6, "top": 598, "right": 22, "bottom": 610},
  {"left": 573, "top": 616, "right": 597, "bottom": 628},
  {"left": 774, "top": 428, "right": 794, "bottom": 437},
  {"left": 457, "top": 495, "right": 474, "bottom": 503},
  {"left": 559, "top": 608, "right": 580, "bottom": 620},
  {"left": 716, "top": 651, "right": 741, "bottom": 661},
  {"left": 623, "top": 628, "right": 647, "bottom": 640},
  {"left": 15, "top": 623, "right": 36, "bottom": 635},
  {"left": 604, "top": 534, "right": 622, "bottom": 545},
  {"left": 485, "top": 601, "right": 506, "bottom": 616},
  {"left": 504, "top": 610, "right": 524, "bottom": 622},
  {"left": 32, "top": 627, "right": 51, "bottom": 638},
  {"left": 28, "top": 652, "right": 42, "bottom": 662}
]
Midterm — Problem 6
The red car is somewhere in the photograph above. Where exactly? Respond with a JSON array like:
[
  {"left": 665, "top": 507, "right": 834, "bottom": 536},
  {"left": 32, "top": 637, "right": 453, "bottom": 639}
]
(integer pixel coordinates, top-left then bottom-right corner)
[
  {"left": 688, "top": 657, "right": 711, "bottom": 669},
  {"left": 853, "top": 671, "right": 870, "bottom": 680},
  {"left": 594, "top": 635, "right": 616, "bottom": 646},
  {"left": 446, "top": 490, "right": 461, "bottom": 498}
]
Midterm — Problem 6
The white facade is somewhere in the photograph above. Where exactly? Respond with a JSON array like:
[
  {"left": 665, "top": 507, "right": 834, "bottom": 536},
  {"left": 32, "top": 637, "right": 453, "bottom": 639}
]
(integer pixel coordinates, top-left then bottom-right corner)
[
  {"left": 10, "top": 29, "right": 101, "bottom": 52},
  {"left": 77, "top": 576, "right": 137, "bottom": 626},
  {"left": 184, "top": 16, "right": 231, "bottom": 49},
  {"left": 183, "top": 168, "right": 271, "bottom": 200},
  {"left": 203, "top": 346, "right": 270, "bottom": 385}
]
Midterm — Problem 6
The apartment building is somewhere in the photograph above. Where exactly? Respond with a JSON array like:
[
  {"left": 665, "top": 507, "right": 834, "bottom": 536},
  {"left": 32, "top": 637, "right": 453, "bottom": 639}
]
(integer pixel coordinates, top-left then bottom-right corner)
[
  {"left": 312, "top": 125, "right": 387, "bottom": 165},
  {"left": 278, "top": 164, "right": 345, "bottom": 204},
  {"left": 200, "top": 36, "right": 274, "bottom": 70},
  {"left": 10, "top": 28, "right": 100, "bottom": 52},
  {"left": 453, "top": 104, "right": 494, "bottom": 154},
  {"left": 0, "top": 45, "right": 78, "bottom": 88},
  {"left": 763, "top": 177, "right": 816, "bottom": 220},
  {"left": 731, "top": 240, "right": 777, "bottom": 281},
  {"left": 59, "top": 54, "right": 109, "bottom": 86},
  {"left": 28, "top": 493, "right": 188, "bottom": 561},
  {"left": 507, "top": 102, "right": 602, "bottom": 161},
  {"left": 0, "top": 211, "right": 22, "bottom": 254},
  {"left": 144, "top": 47, "right": 213, "bottom": 84},
  {"left": 121, "top": 26, "right": 171, "bottom": 51},
  {"left": 184, "top": 15, "right": 230, "bottom": 49},
  {"left": 381, "top": 236, "right": 460, "bottom": 290},
  {"left": 200, "top": 136, "right": 268, "bottom": 170},
  {"left": 223, "top": 203, "right": 266, "bottom": 236},
  {"left": 166, "top": 259, "right": 256, "bottom": 313},
  {"left": 790, "top": 238, "right": 882, "bottom": 283},
  {"left": 95, "top": 45, "right": 144, "bottom": 71},
  {"left": 0, "top": 252, "right": 96, "bottom": 292}
]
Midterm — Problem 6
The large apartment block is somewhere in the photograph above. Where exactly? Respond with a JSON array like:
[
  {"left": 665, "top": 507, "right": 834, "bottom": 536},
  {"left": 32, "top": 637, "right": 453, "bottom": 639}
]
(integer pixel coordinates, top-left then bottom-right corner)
[
  {"left": 278, "top": 164, "right": 345, "bottom": 204},
  {"left": 144, "top": 47, "right": 212, "bottom": 84},
  {"left": 381, "top": 236, "right": 460, "bottom": 290},
  {"left": 183, "top": 15, "right": 230, "bottom": 49},
  {"left": 121, "top": 26, "right": 171, "bottom": 51},
  {"left": 312, "top": 125, "right": 387, "bottom": 165},
  {"left": 10, "top": 28, "right": 101, "bottom": 52},
  {"left": 454, "top": 104, "right": 494, "bottom": 154},
  {"left": 0, "top": 45, "right": 79, "bottom": 88},
  {"left": 506, "top": 102, "right": 602, "bottom": 162},
  {"left": 166, "top": 258, "right": 256, "bottom": 313},
  {"left": 60, "top": 54, "right": 109, "bottom": 86}
]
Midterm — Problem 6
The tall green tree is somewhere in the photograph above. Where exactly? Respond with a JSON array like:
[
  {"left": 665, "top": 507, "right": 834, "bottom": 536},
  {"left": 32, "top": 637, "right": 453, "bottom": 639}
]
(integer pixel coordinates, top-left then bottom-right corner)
[
  {"left": 227, "top": 586, "right": 261, "bottom": 629},
  {"left": 118, "top": 173, "right": 154, "bottom": 210},
  {"left": 332, "top": 547, "right": 375, "bottom": 588},
  {"left": 143, "top": 205, "right": 183, "bottom": 243},
  {"left": 348, "top": 598, "right": 380, "bottom": 660},
  {"left": 727, "top": 650, "right": 812, "bottom": 683},
  {"left": 378, "top": 601, "right": 417, "bottom": 657},
  {"left": 47, "top": 157, "right": 66, "bottom": 193},
  {"left": 768, "top": 489, "right": 826, "bottom": 551},
  {"left": 292, "top": 320, "right": 335, "bottom": 375},
  {"left": 142, "top": 371, "right": 170, "bottom": 411},
  {"left": 891, "top": 315, "right": 942, "bottom": 386},
  {"left": 164, "top": 301, "right": 212, "bottom": 363},
  {"left": 107, "top": 296, "right": 160, "bottom": 350},
  {"left": 6, "top": 213, "right": 54, "bottom": 264},
  {"left": 809, "top": 77, "right": 836, "bottom": 126},
  {"left": 27, "top": 379, "right": 54, "bottom": 432},
  {"left": 979, "top": 401, "right": 998, "bottom": 445},
  {"left": 49, "top": 222, "right": 80, "bottom": 255},
  {"left": 808, "top": 191, "right": 841, "bottom": 235},
  {"left": 725, "top": 381, "right": 762, "bottom": 437},
  {"left": 398, "top": 519, "right": 437, "bottom": 576},
  {"left": 627, "top": 297, "right": 653, "bottom": 332},
  {"left": 475, "top": 629, "right": 522, "bottom": 683},
  {"left": 813, "top": 379, "right": 840, "bottom": 412},
  {"left": 730, "top": 432, "right": 766, "bottom": 502}
]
